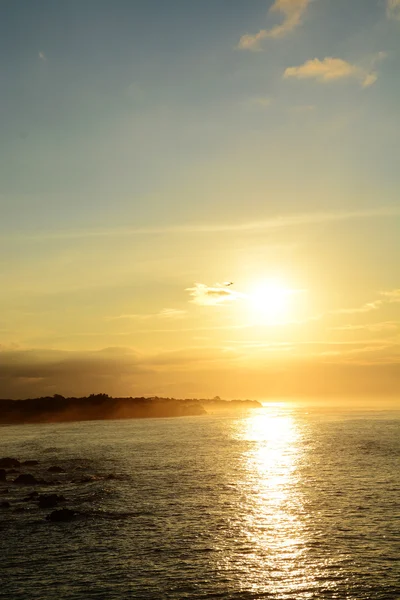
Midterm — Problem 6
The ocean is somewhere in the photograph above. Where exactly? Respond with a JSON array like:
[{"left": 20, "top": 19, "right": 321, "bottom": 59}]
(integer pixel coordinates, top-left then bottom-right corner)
[{"left": 0, "top": 405, "right": 399, "bottom": 599}]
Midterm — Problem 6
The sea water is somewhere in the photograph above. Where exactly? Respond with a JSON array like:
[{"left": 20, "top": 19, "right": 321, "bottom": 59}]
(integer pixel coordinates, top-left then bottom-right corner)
[{"left": 0, "top": 405, "right": 399, "bottom": 599}]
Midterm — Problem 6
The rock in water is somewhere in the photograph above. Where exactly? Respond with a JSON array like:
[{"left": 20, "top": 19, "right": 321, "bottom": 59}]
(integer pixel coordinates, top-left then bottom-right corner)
[
  {"left": 47, "top": 466, "right": 66, "bottom": 473},
  {"left": 0, "top": 501, "right": 10, "bottom": 509},
  {"left": 0, "top": 469, "right": 7, "bottom": 482},
  {"left": 0, "top": 458, "right": 20, "bottom": 469},
  {"left": 46, "top": 508, "right": 75, "bottom": 522},
  {"left": 22, "top": 460, "right": 39, "bottom": 466},
  {"left": 14, "top": 474, "right": 40, "bottom": 485},
  {"left": 38, "top": 494, "right": 66, "bottom": 509}
]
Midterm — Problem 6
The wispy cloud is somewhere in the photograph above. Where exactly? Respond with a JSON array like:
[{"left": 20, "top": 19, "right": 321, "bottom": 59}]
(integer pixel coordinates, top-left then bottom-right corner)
[
  {"left": 239, "top": 0, "right": 312, "bottom": 49},
  {"left": 187, "top": 283, "right": 244, "bottom": 306},
  {"left": 331, "top": 322, "right": 399, "bottom": 333},
  {"left": 284, "top": 56, "right": 382, "bottom": 87},
  {"left": 387, "top": 0, "right": 400, "bottom": 20},
  {"left": 247, "top": 96, "right": 273, "bottom": 108},
  {"left": 38, "top": 51, "right": 47, "bottom": 61},
  {"left": 107, "top": 308, "right": 187, "bottom": 321},
  {"left": 186, "top": 282, "right": 304, "bottom": 311},
  {"left": 334, "top": 301, "right": 382, "bottom": 315},
  {"left": 319, "top": 343, "right": 396, "bottom": 359},
  {"left": 380, "top": 289, "right": 400, "bottom": 302},
  {"left": 6, "top": 206, "right": 400, "bottom": 241},
  {"left": 158, "top": 308, "right": 187, "bottom": 320},
  {"left": 330, "top": 289, "right": 400, "bottom": 317}
]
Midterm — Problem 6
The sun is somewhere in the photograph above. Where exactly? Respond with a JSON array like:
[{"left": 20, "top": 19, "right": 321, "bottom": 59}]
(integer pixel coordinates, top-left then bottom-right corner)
[{"left": 247, "top": 280, "right": 294, "bottom": 325}]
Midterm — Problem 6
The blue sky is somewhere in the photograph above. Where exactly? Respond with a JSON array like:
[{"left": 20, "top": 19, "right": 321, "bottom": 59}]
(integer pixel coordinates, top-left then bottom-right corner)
[
  {"left": 1, "top": 1, "right": 399, "bottom": 400},
  {"left": 1, "top": 0, "right": 399, "bottom": 231}
]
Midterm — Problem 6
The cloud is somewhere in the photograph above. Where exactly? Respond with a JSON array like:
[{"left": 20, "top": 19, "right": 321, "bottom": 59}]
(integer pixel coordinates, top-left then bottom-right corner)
[
  {"left": 380, "top": 289, "right": 400, "bottom": 302},
  {"left": 334, "top": 301, "right": 382, "bottom": 315},
  {"left": 331, "top": 322, "right": 399, "bottom": 333},
  {"left": 239, "top": 0, "right": 312, "bottom": 49},
  {"left": 107, "top": 313, "right": 151, "bottom": 322},
  {"left": 361, "top": 73, "right": 378, "bottom": 87},
  {"left": 329, "top": 289, "right": 400, "bottom": 318},
  {"left": 284, "top": 57, "right": 380, "bottom": 87},
  {"left": 186, "top": 283, "right": 244, "bottom": 306},
  {"left": 0, "top": 347, "right": 140, "bottom": 381},
  {"left": 387, "top": 0, "right": 400, "bottom": 20},
  {"left": 158, "top": 308, "right": 187, "bottom": 320},
  {"left": 38, "top": 51, "right": 47, "bottom": 61},
  {"left": 318, "top": 343, "right": 396, "bottom": 359},
  {"left": 6, "top": 206, "right": 400, "bottom": 241},
  {"left": 144, "top": 347, "right": 238, "bottom": 368},
  {"left": 248, "top": 96, "right": 272, "bottom": 108},
  {"left": 186, "top": 282, "right": 303, "bottom": 313},
  {"left": 107, "top": 308, "right": 187, "bottom": 321},
  {"left": 0, "top": 346, "right": 243, "bottom": 399},
  {"left": 1, "top": 345, "right": 400, "bottom": 400},
  {"left": 0, "top": 347, "right": 143, "bottom": 399}
]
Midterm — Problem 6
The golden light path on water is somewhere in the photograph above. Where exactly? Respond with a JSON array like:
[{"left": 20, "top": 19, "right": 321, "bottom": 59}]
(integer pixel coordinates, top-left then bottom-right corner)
[
  {"left": 1, "top": 408, "right": 398, "bottom": 598},
  {"left": 221, "top": 405, "right": 320, "bottom": 597}
]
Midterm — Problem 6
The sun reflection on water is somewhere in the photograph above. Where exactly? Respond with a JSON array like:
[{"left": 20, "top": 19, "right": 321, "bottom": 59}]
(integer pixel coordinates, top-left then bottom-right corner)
[
  {"left": 241, "top": 407, "right": 302, "bottom": 531},
  {"left": 229, "top": 405, "right": 318, "bottom": 596}
]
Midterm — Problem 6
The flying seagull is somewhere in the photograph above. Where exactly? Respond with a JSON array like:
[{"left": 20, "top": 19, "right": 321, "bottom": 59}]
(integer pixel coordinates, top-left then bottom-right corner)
[{"left": 223, "top": 281, "right": 234, "bottom": 287}]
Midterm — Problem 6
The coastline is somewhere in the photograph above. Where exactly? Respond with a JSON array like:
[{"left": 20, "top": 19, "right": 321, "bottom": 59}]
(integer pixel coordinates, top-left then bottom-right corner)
[{"left": 0, "top": 395, "right": 262, "bottom": 426}]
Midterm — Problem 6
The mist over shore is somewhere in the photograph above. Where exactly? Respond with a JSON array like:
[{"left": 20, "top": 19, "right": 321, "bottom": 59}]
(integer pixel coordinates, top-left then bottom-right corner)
[{"left": 0, "top": 394, "right": 262, "bottom": 425}]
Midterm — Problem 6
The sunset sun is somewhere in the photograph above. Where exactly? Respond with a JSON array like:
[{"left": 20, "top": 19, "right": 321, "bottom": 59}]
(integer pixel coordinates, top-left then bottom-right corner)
[{"left": 248, "top": 281, "right": 295, "bottom": 325}]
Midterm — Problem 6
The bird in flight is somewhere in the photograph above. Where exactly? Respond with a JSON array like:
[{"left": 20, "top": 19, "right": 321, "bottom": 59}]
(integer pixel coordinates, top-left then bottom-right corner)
[{"left": 223, "top": 281, "right": 234, "bottom": 287}]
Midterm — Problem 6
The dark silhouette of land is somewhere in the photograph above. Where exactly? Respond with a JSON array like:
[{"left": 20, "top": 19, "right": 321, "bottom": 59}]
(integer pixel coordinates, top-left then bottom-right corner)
[{"left": 0, "top": 394, "right": 262, "bottom": 425}]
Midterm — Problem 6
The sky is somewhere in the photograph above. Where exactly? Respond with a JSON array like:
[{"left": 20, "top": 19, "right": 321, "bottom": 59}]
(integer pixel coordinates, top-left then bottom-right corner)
[{"left": 1, "top": 0, "right": 400, "bottom": 402}]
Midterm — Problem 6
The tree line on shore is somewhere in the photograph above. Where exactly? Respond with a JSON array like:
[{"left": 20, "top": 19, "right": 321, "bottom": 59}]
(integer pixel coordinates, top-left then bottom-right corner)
[{"left": 0, "top": 394, "right": 261, "bottom": 424}]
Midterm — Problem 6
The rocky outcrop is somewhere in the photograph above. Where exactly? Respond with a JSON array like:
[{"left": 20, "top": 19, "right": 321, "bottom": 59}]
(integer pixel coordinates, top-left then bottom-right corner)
[
  {"left": 2, "top": 456, "right": 119, "bottom": 523},
  {"left": 46, "top": 508, "right": 75, "bottom": 522},
  {"left": 38, "top": 494, "right": 66, "bottom": 509},
  {"left": 0, "top": 457, "right": 20, "bottom": 469},
  {"left": 14, "top": 474, "right": 40, "bottom": 485},
  {"left": 47, "top": 466, "right": 66, "bottom": 473}
]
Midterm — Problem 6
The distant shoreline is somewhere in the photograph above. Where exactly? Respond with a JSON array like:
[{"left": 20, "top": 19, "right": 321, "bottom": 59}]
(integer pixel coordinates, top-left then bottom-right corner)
[{"left": 0, "top": 395, "right": 262, "bottom": 425}]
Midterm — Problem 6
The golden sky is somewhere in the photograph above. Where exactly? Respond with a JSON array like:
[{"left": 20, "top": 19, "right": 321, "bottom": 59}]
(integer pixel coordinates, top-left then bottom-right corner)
[{"left": 1, "top": 0, "right": 399, "bottom": 400}]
